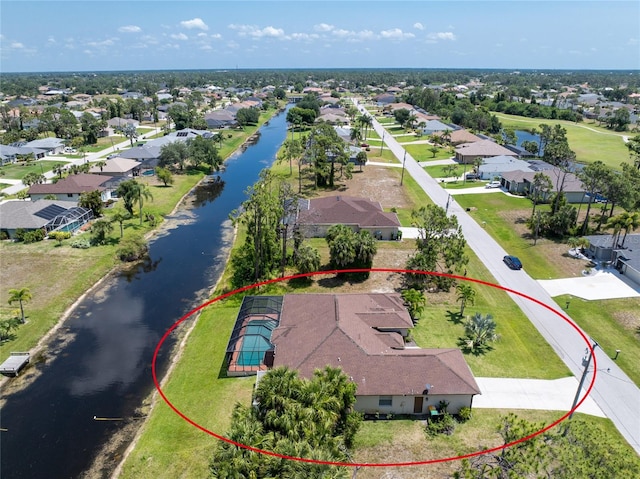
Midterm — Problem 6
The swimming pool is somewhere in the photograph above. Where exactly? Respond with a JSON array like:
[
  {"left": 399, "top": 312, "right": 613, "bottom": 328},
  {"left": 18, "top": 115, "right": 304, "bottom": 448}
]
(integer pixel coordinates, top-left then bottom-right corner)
[{"left": 236, "top": 321, "right": 275, "bottom": 366}]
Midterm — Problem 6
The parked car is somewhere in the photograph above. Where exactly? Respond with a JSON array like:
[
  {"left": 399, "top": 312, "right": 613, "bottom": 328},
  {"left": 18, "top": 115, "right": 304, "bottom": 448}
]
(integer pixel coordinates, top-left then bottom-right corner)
[
  {"left": 465, "top": 173, "right": 480, "bottom": 180},
  {"left": 503, "top": 255, "right": 523, "bottom": 270},
  {"left": 486, "top": 180, "right": 502, "bottom": 188}
]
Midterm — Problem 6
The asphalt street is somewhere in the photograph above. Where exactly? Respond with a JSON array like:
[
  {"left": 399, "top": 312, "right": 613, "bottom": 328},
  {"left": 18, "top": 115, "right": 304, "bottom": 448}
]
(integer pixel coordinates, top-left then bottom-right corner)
[{"left": 355, "top": 100, "right": 640, "bottom": 454}]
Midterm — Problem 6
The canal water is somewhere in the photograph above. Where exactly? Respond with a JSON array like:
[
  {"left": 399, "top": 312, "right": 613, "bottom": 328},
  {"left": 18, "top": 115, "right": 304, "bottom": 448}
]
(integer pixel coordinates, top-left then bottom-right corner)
[{"left": 0, "top": 107, "right": 290, "bottom": 479}]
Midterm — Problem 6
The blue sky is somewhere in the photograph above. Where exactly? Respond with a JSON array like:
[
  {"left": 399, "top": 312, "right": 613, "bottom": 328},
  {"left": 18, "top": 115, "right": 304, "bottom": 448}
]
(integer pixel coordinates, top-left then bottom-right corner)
[{"left": 1, "top": 1, "right": 639, "bottom": 73}]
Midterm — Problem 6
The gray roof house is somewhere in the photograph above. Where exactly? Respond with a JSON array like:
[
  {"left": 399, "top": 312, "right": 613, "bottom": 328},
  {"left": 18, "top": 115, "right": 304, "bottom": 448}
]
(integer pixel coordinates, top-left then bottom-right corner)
[
  {"left": 421, "top": 119, "right": 454, "bottom": 135},
  {"left": 1, "top": 144, "right": 47, "bottom": 164},
  {"left": 0, "top": 199, "right": 93, "bottom": 239},
  {"left": 296, "top": 195, "right": 401, "bottom": 240},
  {"left": 501, "top": 167, "right": 586, "bottom": 202},
  {"left": 24, "top": 138, "right": 66, "bottom": 155},
  {"left": 204, "top": 109, "right": 237, "bottom": 128},
  {"left": 477, "top": 156, "right": 535, "bottom": 181},
  {"left": 583, "top": 234, "right": 640, "bottom": 286}
]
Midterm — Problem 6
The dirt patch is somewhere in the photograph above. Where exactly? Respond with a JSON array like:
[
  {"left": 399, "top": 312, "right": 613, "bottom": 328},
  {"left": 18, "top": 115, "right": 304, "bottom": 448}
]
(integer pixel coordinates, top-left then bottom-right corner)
[
  {"left": 309, "top": 165, "right": 411, "bottom": 210},
  {"left": 613, "top": 310, "right": 640, "bottom": 333}
]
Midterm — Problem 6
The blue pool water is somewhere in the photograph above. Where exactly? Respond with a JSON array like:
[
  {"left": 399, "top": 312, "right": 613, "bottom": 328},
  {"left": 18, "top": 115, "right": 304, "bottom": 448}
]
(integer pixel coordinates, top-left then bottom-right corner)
[{"left": 237, "top": 321, "right": 275, "bottom": 366}]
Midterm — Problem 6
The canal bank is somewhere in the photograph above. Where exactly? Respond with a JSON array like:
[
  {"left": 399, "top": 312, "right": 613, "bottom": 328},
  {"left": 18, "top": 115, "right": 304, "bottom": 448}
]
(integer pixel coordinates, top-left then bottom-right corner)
[{"left": 0, "top": 107, "right": 291, "bottom": 479}]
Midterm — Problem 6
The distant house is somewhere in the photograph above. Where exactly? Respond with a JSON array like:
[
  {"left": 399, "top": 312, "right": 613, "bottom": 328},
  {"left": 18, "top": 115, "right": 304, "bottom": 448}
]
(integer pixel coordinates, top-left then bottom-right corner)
[
  {"left": 204, "top": 109, "right": 237, "bottom": 129},
  {"left": 0, "top": 144, "right": 47, "bottom": 164},
  {"left": 118, "top": 145, "right": 163, "bottom": 169},
  {"left": 89, "top": 157, "right": 141, "bottom": 177},
  {"left": 420, "top": 119, "right": 454, "bottom": 136},
  {"left": 24, "top": 138, "right": 65, "bottom": 155},
  {"left": 477, "top": 156, "right": 535, "bottom": 181},
  {"left": 435, "top": 129, "right": 482, "bottom": 145},
  {"left": 225, "top": 294, "right": 481, "bottom": 416},
  {"left": 107, "top": 117, "right": 140, "bottom": 129},
  {"left": 455, "top": 139, "right": 518, "bottom": 164},
  {"left": 296, "top": 195, "right": 401, "bottom": 240},
  {"left": 0, "top": 199, "right": 93, "bottom": 239},
  {"left": 501, "top": 167, "right": 586, "bottom": 202},
  {"left": 28, "top": 173, "right": 116, "bottom": 202}
]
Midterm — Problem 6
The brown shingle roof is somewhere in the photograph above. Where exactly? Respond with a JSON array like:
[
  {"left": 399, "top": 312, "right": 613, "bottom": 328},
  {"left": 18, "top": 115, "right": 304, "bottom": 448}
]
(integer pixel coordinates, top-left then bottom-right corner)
[
  {"left": 28, "top": 173, "right": 110, "bottom": 195},
  {"left": 297, "top": 196, "right": 401, "bottom": 229},
  {"left": 271, "top": 294, "right": 480, "bottom": 397}
]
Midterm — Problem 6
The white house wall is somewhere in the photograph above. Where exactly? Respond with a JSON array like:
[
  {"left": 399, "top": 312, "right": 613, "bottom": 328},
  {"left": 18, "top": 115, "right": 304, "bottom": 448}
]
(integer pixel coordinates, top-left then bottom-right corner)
[{"left": 355, "top": 394, "right": 474, "bottom": 415}]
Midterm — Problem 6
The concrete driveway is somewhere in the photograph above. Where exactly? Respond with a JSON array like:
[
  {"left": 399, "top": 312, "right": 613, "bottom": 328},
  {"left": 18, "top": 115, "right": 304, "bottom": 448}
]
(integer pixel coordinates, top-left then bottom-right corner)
[
  {"left": 473, "top": 377, "right": 606, "bottom": 417},
  {"left": 538, "top": 268, "right": 640, "bottom": 300}
]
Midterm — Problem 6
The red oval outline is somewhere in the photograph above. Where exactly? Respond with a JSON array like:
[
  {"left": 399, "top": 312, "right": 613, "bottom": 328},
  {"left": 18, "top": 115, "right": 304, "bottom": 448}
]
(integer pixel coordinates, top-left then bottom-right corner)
[{"left": 152, "top": 268, "right": 596, "bottom": 468}]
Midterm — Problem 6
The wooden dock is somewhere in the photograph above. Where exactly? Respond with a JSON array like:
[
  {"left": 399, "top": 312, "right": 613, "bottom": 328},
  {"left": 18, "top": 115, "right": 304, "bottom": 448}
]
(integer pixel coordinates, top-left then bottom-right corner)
[{"left": 0, "top": 352, "right": 30, "bottom": 377}]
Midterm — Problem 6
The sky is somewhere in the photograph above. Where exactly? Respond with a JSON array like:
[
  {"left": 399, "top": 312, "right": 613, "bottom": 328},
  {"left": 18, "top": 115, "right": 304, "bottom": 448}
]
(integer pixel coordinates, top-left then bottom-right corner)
[{"left": 1, "top": 1, "right": 639, "bottom": 73}]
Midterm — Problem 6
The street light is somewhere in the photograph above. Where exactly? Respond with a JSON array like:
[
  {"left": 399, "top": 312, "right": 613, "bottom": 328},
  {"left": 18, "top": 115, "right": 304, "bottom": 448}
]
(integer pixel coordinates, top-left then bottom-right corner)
[
  {"left": 400, "top": 150, "right": 407, "bottom": 186},
  {"left": 569, "top": 339, "right": 599, "bottom": 419}
]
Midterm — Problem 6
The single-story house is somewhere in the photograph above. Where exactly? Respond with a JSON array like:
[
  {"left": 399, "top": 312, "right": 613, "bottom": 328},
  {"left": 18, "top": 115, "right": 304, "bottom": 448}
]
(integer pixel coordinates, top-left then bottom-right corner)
[
  {"left": 0, "top": 199, "right": 93, "bottom": 239},
  {"left": 296, "top": 195, "right": 401, "bottom": 240},
  {"left": 477, "top": 156, "right": 535, "bottom": 181},
  {"left": 501, "top": 167, "right": 586, "bottom": 203},
  {"left": 204, "top": 109, "right": 237, "bottom": 129},
  {"left": 226, "top": 294, "right": 481, "bottom": 416},
  {"left": 435, "top": 129, "right": 482, "bottom": 145},
  {"left": 0, "top": 144, "right": 47, "bottom": 164},
  {"left": 118, "top": 145, "right": 163, "bottom": 169},
  {"left": 28, "top": 173, "right": 116, "bottom": 202},
  {"left": 421, "top": 119, "right": 454, "bottom": 136},
  {"left": 455, "top": 139, "right": 518, "bottom": 164},
  {"left": 107, "top": 117, "right": 140, "bottom": 129},
  {"left": 89, "top": 157, "right": 141, "bottom": 177},
  {"left": 24, "top": 138, "right": 66, "bottom": 155}
]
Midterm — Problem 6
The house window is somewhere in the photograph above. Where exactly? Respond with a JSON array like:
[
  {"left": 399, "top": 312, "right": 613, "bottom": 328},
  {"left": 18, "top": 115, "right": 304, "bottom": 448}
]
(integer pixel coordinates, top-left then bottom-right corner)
[
  {"left": 67, "top": 193, "right": 73, "bottom": 198},
  {"left": 378, "top": 396, "right": 392, "bottom": 407}
]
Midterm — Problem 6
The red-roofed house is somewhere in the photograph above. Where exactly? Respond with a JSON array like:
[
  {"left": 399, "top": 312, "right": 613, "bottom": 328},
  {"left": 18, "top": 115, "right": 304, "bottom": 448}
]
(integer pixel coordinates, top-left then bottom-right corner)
[
  {"left": 226, "top": 293, "right": 481, "bottom": 415},
  {"left": 296, "top": 196, "right": 401, "bottom": 240}
]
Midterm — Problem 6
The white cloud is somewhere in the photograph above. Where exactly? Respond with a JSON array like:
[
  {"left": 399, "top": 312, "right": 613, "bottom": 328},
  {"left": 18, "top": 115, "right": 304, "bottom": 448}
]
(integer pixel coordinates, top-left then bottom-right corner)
[
  {"left": 426, "top": 31, "right": 456, "bottom": 41},
  {"left": 11, "top": 42, "right": 25, "bottom": 49},
  {"left": 119, "top": 25, "right": 141, "bottom": 33},
  {"left": 200, "top": 44, "right": 213, "bottom": 51},
  {"left": 414, "top": 22, "right": 424, "bottom": 30},
  {"left": 314, "top": 23, "right": 334, "bottom": 32},
  {"left": 228, "top": 24, "right": 285, "bottom": 39},
  {"left": 210, "top": 33, "right": 222, "bottom": 39},
  {"left": 180, "top": 18, "right": 209, "bottom": 31},
  {"left": 170, "top": 33, "right": 188, "bottom": 41},
  {"left": 47, "top": 36, "right": 56, "bottom": 44},
  {"left": 628, "top": 38, "right": 638, "bottom": 45},
  {"left": 87, "top": 38, "right": 116, "bottom": 47},
  {"left": 380, "top": 28, "right": 415, "bottom": 40},
  {"left": 197, "top": 32, "right": 208, "bottom": 38}
]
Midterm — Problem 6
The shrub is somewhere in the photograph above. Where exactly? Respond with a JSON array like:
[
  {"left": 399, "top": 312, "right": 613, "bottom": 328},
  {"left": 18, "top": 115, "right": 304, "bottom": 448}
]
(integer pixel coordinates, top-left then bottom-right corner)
[
  {"left": 71, "top": 238, "right": 91, "bottom": 249},
  {"left": 425, "top": 412, "right": 456, "bottom": 437},
  {"left": 49, "top": 231, "right": 72, "bottom": 245},
  {"left": 457, "top": 406, "right": 472, "bottom": 423},
  {"left": 116, "top": 236, "right": 148, "bottom": 262},
  {"left": 22, "top": 229, "right": 45, "bottom": 243}
]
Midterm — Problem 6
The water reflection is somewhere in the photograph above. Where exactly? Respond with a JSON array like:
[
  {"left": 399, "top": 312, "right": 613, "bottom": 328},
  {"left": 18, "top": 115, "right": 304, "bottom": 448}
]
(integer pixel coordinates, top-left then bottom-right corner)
[
  {"left": 68, "top": 287, "right": 154, "bottom": 396},
  {"left": 191, "top": 176, "right": 225, "bottom": 208},
  {"left": 121, "top": 255, "right": 163, "bottom": 283}
]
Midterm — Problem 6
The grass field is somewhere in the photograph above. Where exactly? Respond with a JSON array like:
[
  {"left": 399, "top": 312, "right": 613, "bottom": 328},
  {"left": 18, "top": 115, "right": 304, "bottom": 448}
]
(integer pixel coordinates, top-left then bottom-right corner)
[
  {"left": 496, "top": 113, "right": 631, "bottom": 170},
  {"left": 0, "top": 160, "right": 69, "bottom": 180},
  {"left": 404, "top": 143, "right": 453, "bottom": 162}
]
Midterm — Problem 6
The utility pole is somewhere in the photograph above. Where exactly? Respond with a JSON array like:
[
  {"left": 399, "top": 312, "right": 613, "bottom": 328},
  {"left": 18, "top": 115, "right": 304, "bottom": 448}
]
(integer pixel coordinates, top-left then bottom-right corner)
[
  {"left": 380, "top": 130, "right": 385, "bottom": 155},
  {"left": 569, "top": 339, "right": 598, "bottom": 419},
  {"left": 400, "top": 150, "right": 407, "bottom": 186}
]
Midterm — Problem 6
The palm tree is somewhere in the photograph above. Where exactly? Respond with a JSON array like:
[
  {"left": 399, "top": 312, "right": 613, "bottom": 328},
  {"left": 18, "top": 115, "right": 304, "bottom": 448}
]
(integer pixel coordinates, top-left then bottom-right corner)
[
  {"left": 463, "top": 313, "right": 499, "bottom": 353},
  {"left": 133, "top": 182, "right": 154, "bottom": 225},
  {"left": 94, "top": 160, "right": 107, "bottom": 172},
  {"left": 8, "top": 287, "right": 32, "bottom": 324},
  {"left": 401, "top": 288, "right": 426, "bottom": 321},
  {"left": 357, "top": 114, "right": 372, "bottom": 141},
  {"left": 566, "top": 236, "right": 580, "bottom": 257},
  {"left": 111, "top": 208, "right": 130, "bottom": 238},
  {"left": 91, "top": 218, "right": 114, "bottom": 244},
  {"left": 606, "top": 214, "right": 625, "bottom": 248},
  {"left": 456, "top": 283, "right": 476, "bottom": 316},
  {"left": 619, "top": 211, "right": 640, "bottom": 247},
  {"left": 530, "top": 172, "right": 553, "bottom": 217}
]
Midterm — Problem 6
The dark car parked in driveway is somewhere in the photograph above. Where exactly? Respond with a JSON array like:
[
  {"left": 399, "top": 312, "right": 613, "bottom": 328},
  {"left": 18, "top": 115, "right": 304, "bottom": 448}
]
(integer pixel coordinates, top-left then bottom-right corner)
[{"left": 503, "top": 255, "right": 523, "bottom": 270}]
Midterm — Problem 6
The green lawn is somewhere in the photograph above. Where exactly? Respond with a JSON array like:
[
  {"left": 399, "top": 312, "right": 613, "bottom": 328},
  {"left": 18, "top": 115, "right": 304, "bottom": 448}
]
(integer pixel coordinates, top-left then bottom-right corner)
[
  {"left": 495, "top": 113, "right": 630, "bottom": 170},
  {"left": 404, "top": 144, "right": 453, "bottom": 162},
  {"left": 553, "top": 295, "right": 640, "bottom": 386},
  {"left": 0, "top": 161, "right": 69, "bottom": 180}
]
